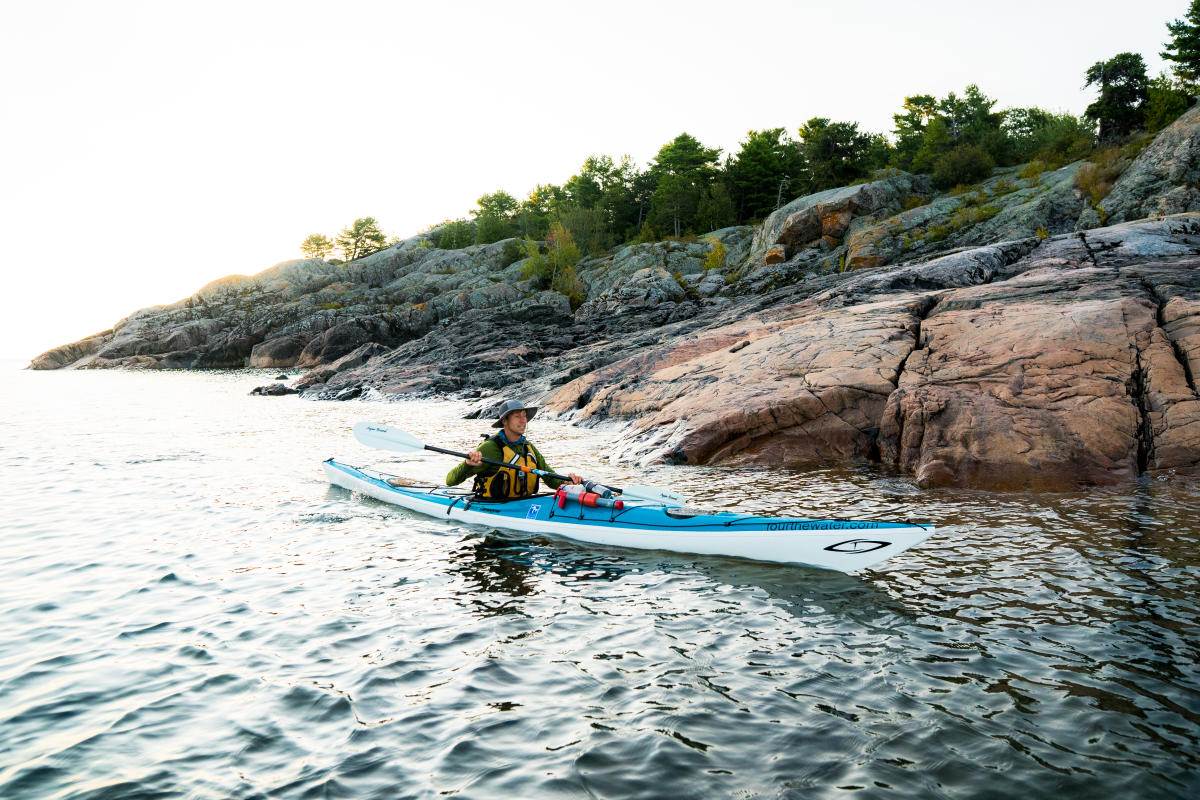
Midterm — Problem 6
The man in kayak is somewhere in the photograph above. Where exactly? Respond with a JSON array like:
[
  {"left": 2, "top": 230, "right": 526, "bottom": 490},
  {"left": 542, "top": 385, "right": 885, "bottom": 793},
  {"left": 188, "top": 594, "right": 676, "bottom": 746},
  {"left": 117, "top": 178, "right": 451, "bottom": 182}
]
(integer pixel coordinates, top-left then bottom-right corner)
[{"left": 446, "top": 399, "right": 582, "bottom": 500}]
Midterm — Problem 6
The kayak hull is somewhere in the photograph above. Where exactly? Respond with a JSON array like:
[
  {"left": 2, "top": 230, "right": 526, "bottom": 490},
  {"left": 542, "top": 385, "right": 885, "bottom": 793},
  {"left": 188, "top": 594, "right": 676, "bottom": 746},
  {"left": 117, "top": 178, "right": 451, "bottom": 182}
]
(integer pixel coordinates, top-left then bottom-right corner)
[{"left": 323, "top": 459, "right": 934, "bottom": 572}]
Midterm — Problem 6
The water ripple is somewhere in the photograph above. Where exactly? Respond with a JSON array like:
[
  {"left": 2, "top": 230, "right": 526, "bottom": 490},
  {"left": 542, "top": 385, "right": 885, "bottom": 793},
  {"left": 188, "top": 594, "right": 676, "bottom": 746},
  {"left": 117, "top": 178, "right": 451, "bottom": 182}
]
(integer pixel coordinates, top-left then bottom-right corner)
[{"left": 1, "top": 369, "right": 1198, "bottom": 797}]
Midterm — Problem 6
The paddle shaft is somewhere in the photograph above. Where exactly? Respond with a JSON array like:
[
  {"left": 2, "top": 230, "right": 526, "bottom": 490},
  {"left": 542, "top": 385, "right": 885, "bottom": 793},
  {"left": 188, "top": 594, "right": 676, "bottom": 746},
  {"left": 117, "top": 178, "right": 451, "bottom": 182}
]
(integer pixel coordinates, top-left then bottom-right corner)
[{"left": 425, "top": 443, "right": 609, "bottom": 489}]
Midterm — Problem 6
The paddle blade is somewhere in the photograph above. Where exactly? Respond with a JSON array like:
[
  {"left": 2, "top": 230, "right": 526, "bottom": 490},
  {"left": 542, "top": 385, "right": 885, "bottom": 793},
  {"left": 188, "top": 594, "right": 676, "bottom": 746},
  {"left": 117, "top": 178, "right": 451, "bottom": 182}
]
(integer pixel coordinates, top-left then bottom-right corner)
[
  {"left": 619, "top": 485, "right": 689, "bottom": 506},
  {"left": 354, "top": 422, "right": 425, "bottom": 453}
]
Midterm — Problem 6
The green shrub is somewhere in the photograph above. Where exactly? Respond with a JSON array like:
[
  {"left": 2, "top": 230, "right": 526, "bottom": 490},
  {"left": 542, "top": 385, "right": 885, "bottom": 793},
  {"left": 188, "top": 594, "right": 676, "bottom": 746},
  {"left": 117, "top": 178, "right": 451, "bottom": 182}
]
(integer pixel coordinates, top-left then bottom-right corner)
[
  {"left": 436, "top": 219, "right": 476, "bottom": 250},
  {"left": 932, "top": 144, "right": 996, "bottom": 190},
  {"left": 1145, "top": 76, "right": 1191, "bottom": 132},
  {"left": 552, "top": 265, "right": 586, "bottom": 310},
  {"left": 702, "top": 237, "right": 727, "bottom": 270},
  {"left": 991, "top": 177, "right": 1017, "bottom": 195},
  {"left": 949, "top": 204, "right": 999, "bottom": 228},
  {"left": 519, "top": 238, "right": 550, "bottom": 286},
  {"left": 1074, "top": 140, "right": 1148, "bottom": 207},
  {"left": 499, "top": 238, "right": 525, "bottom": 268},
  {"left": 1032, "top": 116, "right": 1094, "bottom": 166},
  {"left": 901, "top": 195, "right": 930, "bottom": 211},
  {"left": 1019, "top": 160, "right": 1047, "bottom": 181},
  {"left": 923, "top": 224, "right": 950, "bottom": 242},
  {"left": 1075, "top": 163, "right": 1113, "bottom": 206}
]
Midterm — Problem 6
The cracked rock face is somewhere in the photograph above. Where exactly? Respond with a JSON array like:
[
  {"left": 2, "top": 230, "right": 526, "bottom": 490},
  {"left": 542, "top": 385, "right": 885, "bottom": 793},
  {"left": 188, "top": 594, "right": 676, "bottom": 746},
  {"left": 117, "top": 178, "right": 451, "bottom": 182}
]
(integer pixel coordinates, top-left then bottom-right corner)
[
  {"left": 544, "top": 216, "right": 1200, "bottom": 489},
  {"left": 545, "top": 294, "right": 931, "bottom": 467},
  {"left": 880, "top": 273, "right": 1151, "bottom": 489}
]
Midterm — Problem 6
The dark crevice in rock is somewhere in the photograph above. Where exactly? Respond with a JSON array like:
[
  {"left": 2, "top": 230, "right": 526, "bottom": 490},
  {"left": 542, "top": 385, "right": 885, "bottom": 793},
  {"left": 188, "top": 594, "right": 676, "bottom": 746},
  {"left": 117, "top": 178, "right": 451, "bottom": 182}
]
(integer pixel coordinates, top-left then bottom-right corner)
[
  {"left": 1076, "top": 231, "right": 1099, "bottom": 266},
  {"left": 872, "top": 294, "right": 940, "bottom": 466},
  {"left": 987, "top": 235, "right": 1046, "bottom": 285},
  {"left": 887, "top": 295, "right": 940, "bottom": 396},
  {"left": 908, "top": 294, "right": 940, "bottom": 352},
  {"left": 1174, "top": 335, "right": 1199, "bottom": 398},
  {"left": 1118, "top": 291, "right": 1154, "bottom": 475},
  {"left": 1138, "top": 274, "right": 1199, "bottom": 397},
  {"left": 1131, "top": 345, "right": 1153, "bottom": 474}
]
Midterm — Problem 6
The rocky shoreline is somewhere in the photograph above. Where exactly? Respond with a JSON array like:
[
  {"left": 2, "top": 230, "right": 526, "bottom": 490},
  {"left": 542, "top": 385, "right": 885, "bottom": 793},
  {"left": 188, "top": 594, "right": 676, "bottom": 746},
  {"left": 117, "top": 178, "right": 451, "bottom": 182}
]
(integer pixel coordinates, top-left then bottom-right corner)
[{"left": 31, "top": 106, "right": 1200, "bottom": 490}]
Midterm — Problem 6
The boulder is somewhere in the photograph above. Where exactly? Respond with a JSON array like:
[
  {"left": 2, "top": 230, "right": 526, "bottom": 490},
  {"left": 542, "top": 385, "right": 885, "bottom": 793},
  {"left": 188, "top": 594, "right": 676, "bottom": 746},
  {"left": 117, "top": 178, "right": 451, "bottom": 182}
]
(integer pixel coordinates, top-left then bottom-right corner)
[
  {"left": 296, "top": 322, "right": 373, "bottom": 367},
  {"left": 249, "top": 335, "right": 312, "bottom": 368},
  {"left": 250, "top": 383, "right": 299, "bottom": 396},
  {"left": 746, "top": 172, "right": 934, "bottom": 267},
  {"left": 294, "top": 341, "right": 391, "bottom": 389}
]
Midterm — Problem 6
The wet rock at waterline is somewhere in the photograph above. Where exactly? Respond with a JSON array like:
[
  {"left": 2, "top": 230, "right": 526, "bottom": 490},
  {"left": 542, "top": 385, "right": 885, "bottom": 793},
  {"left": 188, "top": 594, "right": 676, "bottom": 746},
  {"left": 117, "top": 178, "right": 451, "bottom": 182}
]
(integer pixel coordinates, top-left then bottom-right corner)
[
  {"left": 249, "top": 383, "right": 299, "bottom": 396},
  {"left": 544, "top": 216, "right": 1200, "bottom": 490}
]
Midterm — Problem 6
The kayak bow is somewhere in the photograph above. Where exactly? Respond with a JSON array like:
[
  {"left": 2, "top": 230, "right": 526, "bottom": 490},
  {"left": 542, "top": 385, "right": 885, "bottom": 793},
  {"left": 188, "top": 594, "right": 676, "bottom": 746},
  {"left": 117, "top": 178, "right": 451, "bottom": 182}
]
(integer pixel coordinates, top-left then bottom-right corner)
[{"left": 323, "top": 459, "right": 933, "bottom": 573}]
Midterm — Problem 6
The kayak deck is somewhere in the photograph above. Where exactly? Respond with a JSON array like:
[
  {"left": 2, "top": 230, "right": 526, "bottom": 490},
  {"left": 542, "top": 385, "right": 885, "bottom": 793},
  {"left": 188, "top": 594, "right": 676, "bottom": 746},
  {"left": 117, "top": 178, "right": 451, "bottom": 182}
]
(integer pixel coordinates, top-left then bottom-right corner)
[{"left": 323, "top": 459, "right": 934, "bottom": 572}]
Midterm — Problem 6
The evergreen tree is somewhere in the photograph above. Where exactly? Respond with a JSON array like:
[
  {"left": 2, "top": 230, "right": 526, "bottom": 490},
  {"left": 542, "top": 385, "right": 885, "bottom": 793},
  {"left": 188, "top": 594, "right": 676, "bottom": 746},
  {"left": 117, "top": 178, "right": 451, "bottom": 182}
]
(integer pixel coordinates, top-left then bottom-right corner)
[
  {"left": 335, "top": 217, "right": 387, "bottom": 261},
  {"left": 597, "top": 155, "right": 643, "bottom": 240},
  {"left": 798, "top": 118, "right": 890, "bottom": 192},
  {"left": 646, "top": 133, "right": 722, "bottom": 238},
  {"left": 892, "top": 86, "right": 1010, "bottom": 173},
  {"left": 563, "top": 156, "right": 612, "bottom": 209},
  {"left": 555, "top": 206, "right": 611, "bottom": 255},
  {"left": 514, "top": 185, "right": 560, "bottom": 240},
  {"left": 891, "top": 94, "right": 938, "bottom": 170},
  {"left": 1003, "top": 107, "right": 1094, "bottom": 164},
  {"left": 725, "top": 128, "right": 804, "bottom": 221},
  {"left": 1085, "top": 53, "right": 1150, "bottom": 141},
  {"left": 473, "top": 190, "right": 519, "bottom": 244},
  {"left": 1163, "top": 0, "right": 1200, "bottom": 88},
  {"left": 300, "top": 233, "right": 334, "bottom": 260},
  {"left": 1145, "top": 73, "right": 1192, "bottom": 131},
  {"left": 695, "top": 183, "right": 736, "bottom": 233},
  {"left": 909, "top": 117, "right": 952, "bottom": 174},
  {"left": 559, "top": 155, "right": 644, "bottom": 247}
]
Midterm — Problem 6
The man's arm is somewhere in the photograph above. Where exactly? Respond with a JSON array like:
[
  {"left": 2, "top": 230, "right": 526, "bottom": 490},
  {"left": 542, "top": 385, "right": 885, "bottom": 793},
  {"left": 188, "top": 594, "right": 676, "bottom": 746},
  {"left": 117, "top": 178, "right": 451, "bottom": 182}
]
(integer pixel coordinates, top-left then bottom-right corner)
[{"left": 445, "top": 439, "right": 501, "bottom": 486}]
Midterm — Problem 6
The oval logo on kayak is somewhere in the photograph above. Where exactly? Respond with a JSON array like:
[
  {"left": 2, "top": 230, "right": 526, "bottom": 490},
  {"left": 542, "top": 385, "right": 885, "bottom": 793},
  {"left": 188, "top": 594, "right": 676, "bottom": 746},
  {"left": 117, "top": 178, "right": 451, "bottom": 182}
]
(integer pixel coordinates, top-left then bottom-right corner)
[{"left": 824, "top": 539, "right": 891, "bottom": 554}]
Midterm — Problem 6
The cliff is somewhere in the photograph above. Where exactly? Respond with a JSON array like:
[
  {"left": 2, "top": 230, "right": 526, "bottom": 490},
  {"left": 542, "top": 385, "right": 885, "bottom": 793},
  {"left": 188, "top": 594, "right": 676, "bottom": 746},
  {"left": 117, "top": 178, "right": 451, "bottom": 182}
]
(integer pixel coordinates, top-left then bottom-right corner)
[{"left": 31, "top": 104, "right": 1200, "bottom": 490}]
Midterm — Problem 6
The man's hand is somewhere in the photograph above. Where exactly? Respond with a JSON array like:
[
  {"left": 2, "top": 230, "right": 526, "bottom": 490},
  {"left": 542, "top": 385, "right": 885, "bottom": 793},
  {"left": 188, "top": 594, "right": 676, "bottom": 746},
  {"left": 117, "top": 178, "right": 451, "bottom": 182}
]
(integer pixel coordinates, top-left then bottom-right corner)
[
  {"left": 569, "top": 473, "right": 583, "bottom": 484},
  {"left": 465, "top": 450, "right": 483, "bottom": 467}
]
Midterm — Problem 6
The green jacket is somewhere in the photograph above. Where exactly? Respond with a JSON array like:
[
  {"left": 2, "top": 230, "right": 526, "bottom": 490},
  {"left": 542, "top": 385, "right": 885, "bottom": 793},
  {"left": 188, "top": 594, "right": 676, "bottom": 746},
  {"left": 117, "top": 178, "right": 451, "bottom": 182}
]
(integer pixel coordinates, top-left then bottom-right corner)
[{"left": 445, "top": 435, "right": 568, "bottom": 490}]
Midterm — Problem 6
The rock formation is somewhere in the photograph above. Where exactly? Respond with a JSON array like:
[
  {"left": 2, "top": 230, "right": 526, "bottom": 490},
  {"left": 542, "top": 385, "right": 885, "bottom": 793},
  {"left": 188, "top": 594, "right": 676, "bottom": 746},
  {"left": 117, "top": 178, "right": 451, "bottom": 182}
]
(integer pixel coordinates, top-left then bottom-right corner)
[
  {"left": 540, "top": 217, "right": 1200, "bottom": 490},
  {"left": 29, "top": 113, "right": 1200, "bottom": 490},
  {"left": 1096, "top": 101, "right": 1200, "bottom": 224}
]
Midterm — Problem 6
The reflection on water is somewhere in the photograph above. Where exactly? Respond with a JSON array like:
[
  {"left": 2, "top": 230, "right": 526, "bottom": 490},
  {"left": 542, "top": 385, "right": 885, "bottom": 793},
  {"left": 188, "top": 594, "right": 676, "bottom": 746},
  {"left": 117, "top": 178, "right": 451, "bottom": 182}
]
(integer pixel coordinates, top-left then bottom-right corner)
[
  {"left": 1, "top": 366, "right": 1198, "bottom": 798},
  {"left": 449, "top": 534, "right": 540, "bottom": 615}
]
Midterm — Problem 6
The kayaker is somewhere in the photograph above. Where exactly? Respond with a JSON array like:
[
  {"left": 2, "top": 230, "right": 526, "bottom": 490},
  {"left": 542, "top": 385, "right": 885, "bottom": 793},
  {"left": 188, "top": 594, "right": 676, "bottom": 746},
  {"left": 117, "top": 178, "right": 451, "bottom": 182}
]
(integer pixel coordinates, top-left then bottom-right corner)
[{"left": 445, "top": 399, "right": 582, "bottom": 500}]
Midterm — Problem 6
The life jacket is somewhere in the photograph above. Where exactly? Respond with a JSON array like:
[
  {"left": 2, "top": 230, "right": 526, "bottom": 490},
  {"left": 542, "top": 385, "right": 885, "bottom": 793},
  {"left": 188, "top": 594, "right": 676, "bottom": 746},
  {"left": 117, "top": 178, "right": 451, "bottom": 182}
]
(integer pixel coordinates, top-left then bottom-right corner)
[{"left": 472, "top": 434, "right": 540, "bottom": 500}]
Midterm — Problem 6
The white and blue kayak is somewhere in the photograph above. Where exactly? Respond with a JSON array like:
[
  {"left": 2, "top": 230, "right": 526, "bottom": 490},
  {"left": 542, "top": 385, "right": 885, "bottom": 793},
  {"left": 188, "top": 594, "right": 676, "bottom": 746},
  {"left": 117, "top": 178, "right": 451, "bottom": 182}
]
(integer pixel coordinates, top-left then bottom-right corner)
[{"left": 323, "top": 458, "right": 934, "bottom": 572}]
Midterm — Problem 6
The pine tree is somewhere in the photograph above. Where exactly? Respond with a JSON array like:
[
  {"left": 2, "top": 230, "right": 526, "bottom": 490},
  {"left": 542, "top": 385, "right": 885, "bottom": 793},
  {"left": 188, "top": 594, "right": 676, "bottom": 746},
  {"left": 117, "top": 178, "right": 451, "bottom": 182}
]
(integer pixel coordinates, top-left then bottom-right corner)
[
  {"left": 1084, "top": 53, "right": 1150, "bottom": 141},
  {"left": 335, "top": 217, "right": 387, "bottom": 261},
  {"left": 1163, "top": 0, "right": 1200, "bottom": 88},
  {"left": 300, "top": 234, "right": 334, "bottom": 260}
]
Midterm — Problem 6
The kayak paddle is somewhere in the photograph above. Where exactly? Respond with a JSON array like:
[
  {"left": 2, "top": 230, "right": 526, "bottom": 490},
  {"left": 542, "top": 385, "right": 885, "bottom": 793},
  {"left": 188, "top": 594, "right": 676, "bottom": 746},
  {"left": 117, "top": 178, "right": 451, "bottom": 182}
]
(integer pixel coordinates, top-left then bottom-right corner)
[{"left": 352, "top": 422, "right": 687, "bottom": 505}]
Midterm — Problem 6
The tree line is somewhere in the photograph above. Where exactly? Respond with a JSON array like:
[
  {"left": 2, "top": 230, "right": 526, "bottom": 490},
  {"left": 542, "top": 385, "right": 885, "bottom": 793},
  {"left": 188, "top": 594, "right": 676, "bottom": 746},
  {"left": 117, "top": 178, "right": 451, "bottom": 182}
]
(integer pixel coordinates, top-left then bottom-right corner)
[{"left": 303, "top": 2, "right": 1200, "bottom": 263}]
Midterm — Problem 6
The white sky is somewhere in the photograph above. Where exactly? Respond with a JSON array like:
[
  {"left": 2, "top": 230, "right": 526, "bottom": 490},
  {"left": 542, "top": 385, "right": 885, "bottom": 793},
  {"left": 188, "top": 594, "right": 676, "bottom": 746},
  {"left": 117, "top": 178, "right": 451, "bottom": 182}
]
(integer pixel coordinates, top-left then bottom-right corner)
[{"left": 0, "top": 0, "right": 1179, "bottom": 360}]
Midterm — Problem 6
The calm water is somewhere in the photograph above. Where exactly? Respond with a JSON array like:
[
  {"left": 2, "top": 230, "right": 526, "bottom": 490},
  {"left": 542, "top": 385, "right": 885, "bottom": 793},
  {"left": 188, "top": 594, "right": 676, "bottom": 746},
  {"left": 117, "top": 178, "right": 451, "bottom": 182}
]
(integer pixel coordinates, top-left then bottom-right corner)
[{"left": 1, "top": 364, "right": 1198, "bottom": 799}]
